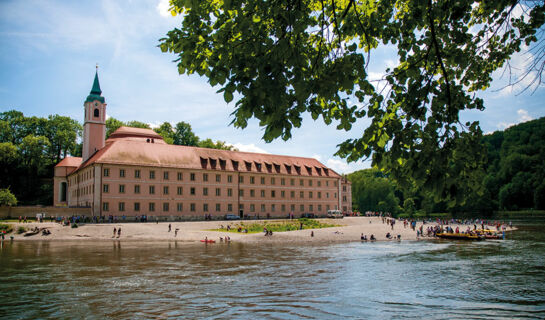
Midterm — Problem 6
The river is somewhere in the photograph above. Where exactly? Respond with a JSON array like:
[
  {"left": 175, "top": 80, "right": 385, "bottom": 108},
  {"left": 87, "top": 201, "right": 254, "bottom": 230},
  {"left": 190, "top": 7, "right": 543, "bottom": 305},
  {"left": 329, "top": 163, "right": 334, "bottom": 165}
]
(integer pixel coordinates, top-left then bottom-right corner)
[{"left": 1, "top": 221, "right": 544, "bottom": 319}]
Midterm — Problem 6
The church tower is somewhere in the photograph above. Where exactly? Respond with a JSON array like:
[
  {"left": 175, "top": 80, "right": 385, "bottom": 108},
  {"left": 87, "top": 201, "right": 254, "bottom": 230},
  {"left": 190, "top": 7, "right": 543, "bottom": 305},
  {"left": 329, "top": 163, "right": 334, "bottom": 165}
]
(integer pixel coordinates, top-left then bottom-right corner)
[{"left": 82, "top": 69, "right": 106, "bottom": 162}]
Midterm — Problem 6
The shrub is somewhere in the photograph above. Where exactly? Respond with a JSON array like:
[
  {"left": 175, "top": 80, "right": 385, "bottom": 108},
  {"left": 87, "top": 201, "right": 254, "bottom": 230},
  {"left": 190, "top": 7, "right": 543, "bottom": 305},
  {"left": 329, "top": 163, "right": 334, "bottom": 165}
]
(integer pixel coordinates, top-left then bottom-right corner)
[
  {"left": 17, "top": 226, "right": 26, "bottom": 234},
  {"left": 0, "top": 223, "right": 13, "bottom": 234}
]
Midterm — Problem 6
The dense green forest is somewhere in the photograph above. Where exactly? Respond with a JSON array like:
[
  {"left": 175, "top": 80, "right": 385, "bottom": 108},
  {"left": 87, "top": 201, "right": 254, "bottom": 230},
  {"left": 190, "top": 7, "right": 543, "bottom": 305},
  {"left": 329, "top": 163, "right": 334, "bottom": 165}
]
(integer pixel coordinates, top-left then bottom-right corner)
[
  {"left": 0, "top": 110, "right": 234, "bottom": 205},
  {"left": 349, "top": 117, "right": 545, "bottom": 216}
]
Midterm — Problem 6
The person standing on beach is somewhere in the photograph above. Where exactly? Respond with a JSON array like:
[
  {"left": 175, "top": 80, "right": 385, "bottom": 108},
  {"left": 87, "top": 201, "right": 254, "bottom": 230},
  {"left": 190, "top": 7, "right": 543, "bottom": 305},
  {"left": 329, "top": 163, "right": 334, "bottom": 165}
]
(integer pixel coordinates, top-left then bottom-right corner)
[
  {"left": 117, "top": 228, "right": 121, "bottom": 238},
  {"left": 168, "top": 224, "right": 171, "bottom": 232},
  {"left": 113, "top": 228, "right": 116, "bottom": 238},
  {"left": 175, "top": 228, "right": 179, "bottom": 237}
]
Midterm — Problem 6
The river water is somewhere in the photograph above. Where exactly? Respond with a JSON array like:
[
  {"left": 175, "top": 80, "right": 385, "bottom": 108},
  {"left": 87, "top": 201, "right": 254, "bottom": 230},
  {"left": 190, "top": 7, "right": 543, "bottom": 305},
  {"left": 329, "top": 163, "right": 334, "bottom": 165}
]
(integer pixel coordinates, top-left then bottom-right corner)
[{"left": 1, "top": 222, "right": 544, "bottom": 319}]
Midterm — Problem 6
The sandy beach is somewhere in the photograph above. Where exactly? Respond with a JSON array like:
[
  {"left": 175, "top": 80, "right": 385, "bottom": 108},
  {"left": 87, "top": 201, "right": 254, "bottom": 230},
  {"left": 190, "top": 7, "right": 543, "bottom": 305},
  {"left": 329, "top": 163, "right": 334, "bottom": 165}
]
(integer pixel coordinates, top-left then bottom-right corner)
[{"left": 2, "top": 216, "right": 516, "bottom": 244}]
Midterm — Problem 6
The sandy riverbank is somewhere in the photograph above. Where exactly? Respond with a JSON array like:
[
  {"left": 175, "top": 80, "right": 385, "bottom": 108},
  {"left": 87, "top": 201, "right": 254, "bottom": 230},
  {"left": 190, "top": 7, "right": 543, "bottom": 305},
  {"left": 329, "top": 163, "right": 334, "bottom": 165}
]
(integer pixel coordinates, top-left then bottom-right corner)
[{"left": 3, "top": 217, "right": 516, "bottom": 244}]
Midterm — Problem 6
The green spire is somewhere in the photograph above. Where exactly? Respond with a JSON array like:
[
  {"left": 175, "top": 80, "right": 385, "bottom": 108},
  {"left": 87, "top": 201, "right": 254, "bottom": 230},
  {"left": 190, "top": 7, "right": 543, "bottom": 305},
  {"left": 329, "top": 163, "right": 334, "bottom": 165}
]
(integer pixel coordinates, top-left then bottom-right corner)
[
  {"left": 85, "top": 69, "right": 105, "bottom": 103},
  {"left": 90, "top": 71, "right": 102, "bottom": 95}
]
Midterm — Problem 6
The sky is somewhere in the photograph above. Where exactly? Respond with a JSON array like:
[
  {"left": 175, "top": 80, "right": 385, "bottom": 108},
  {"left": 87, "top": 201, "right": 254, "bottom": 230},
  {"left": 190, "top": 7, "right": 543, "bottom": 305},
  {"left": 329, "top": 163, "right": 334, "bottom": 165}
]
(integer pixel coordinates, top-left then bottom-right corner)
[{"left": 1, "top": 0, "right": 544, "bottom": 174}]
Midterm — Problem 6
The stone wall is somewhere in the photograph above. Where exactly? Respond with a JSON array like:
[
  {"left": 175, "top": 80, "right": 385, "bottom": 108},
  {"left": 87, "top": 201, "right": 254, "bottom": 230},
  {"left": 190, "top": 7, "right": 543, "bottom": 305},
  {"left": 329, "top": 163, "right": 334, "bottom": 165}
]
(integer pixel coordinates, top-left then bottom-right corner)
[{"left": 0, "top": 206, "right": 92, "bottom": 219}]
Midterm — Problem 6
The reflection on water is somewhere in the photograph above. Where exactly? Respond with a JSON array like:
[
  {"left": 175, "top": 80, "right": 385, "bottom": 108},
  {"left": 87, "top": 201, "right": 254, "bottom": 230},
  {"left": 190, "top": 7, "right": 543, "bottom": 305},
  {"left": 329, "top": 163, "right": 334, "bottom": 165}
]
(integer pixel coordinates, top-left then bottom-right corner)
[{"left": 1, "top": 223, "right": 545, "bottom": 319}]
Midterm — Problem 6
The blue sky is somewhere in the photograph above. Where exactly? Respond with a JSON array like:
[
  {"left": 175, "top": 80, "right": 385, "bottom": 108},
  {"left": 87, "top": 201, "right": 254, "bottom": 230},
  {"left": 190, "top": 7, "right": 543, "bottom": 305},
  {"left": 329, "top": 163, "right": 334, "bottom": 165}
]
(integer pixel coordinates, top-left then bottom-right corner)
[{"left": 1, "top": 0, "right": 544, "bottom": 174}]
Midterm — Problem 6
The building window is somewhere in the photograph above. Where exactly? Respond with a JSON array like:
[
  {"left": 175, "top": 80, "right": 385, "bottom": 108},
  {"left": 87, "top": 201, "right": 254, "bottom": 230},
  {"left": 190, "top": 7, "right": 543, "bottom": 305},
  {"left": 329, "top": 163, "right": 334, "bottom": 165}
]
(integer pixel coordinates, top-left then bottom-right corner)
[
  {"left": 177, "top": 172, "right": 183, "bottom": 181},
  {"left": 135, "top": 169, "right": 140, "bottom": 178},
  {"left": 318, "top": 204, "right": 322, "bottom": 211},
  {"left": 281, "top": 190, "right": 285, "bottom": 198},
  {"left": 271, "top": 204, "right": 276, "bottom": 212},
  {"left": 227, "top": 175, "right": 233, "bottom": 183},
  {"left": 203, "top": 204, "right": 208, "bottom": 212},
  {"left": 343, "top": 185, "right": 347, "bottom": 192},
  {"left": 227, "top": 188, "right": 233, "bottom": 197},
  {"left": 203, "top": 173, "right": 208, "bottom": 182},
  {"left": 163, "top": 186, "right": 169, "bottom": 195},
  {"left": 250, "top": 204, "right": 255, "bottom": 212},
  {"left": 227, "top": 204, "right": 233, "bottom": 212},
  {"left": 309, "top": 191, "right": 313, "bottom": 198},
  {"left": 177, "top": 187, "right": 183, "bottom": 195},
  {"left": 119, "top": 202, "right": 125, "bottom": 212},
  {"left": 163, "top": 202, "right": 169, "bottom": 212},
  {"left": 290, "top": 204, "right": 295, "bottom": 211},
  {"left": 239, "top": 189, "right": 244, "bottom": 197},
  {"left": 326, "top": 192, "right": 329, "bottom": 198},
  {"left": 261, "top": 190, "right": 265, "bottom": 198},
  {"left": 290, "top": 179, "right": 295, "bottom": 186},
  {"left": 300, "top": 204, "right": 305, "bottom": 212},
  {"left": 134, "top": 202, "right": 140, "bottom": 211},
  {"left": 326, "top": 181, "right": 329, "bottom": 186},
  {"left": 271, "top": 190, "right": 276, "bottom": 198},
  {"left": 177, "top": 203, "right": 183, "bottom": 212},
  {"left": 334, "top": 193, "right": 337, "bottom": 198},
  {"left": 203, "top": 187, "right": 208, "bottom": 196},
  {"left": 216, "top": 174, "right": 221, "bottom": 182},
  {"left": 309, "top": 180, "right": 313, "bottom": 187},
  {"left": 343, "top": 195, "right": 347, "bottom": 201},
  {"left": 250, "top": 176, "right": 255, "bottom": 184},
  {"left": 326, "top": 205, "right": 330, "bottom": 211},
  {"left": 260, "top": 177, "right": 265, "bottom": 184},
  {"left": 149, "top": 170, "right": 155, "bottom": 179},
  {"left": 300, "top": 179, "right": 304, "bottom": 186},
  {"left": 281, "top": 204, "right": 286, "bottom": 212},
  {"left": 281, "top": 178, "right": 285, "bottom": 186},
  {"left": 190, "top": 203, "right": 196, "bottom": 212},
  {"left": 318, "top": 192, "right": 321, "bottom": 198},
  {"left": 271, "top": 177, "right": 275, "bottom": 185},
  {"left": 239, "top": 204, "right": 244, "bottom": 210},
  {"left": 309, "top": 204, "right": 314, "bottom": 212},
  {"left": 239, "top": 176, "right": 244, "bottom": 183},
  {"left": 216, "top": 203, "right": 221, "bottom": 212},
  {"left": 103, "top": 202, "right": 109, "bottom": 211},
  {"left": 103, "top": 184, "right": 109, "bottom": 193},
  {"left": 164, "top": 171, "right": 169, "bottom": 180},
  {"left": 334, "top": 181, "right": 338, "bottom": 187},
  {"left": 250, "top": 189, "right": 255, "bottom": 197},
  {"left": 94, "top": 108, "right": 99, "bottom": 117},
  {"left": 190, "top": 187, "right": 196, "bottom": 195},
  {"left": 149, "top": 202, "right": 155, "bottom": 212},
  {"left": 216, "top": 188, "right": 221, "bottom": 196},
  {"left": 120, "top": 169, "right": 125, "bottom": 178},
  {"left": 119, "top": 184, "right": 125, "bottom": 193},
  {"left": 300, "top": 191, "right": 304, "bottom": 198},
  {"left": 261, "top": 204, "right": 266, "bottom": 212},
  {"left": 149, "top": 185, "right": 155, "bottom": 194},
  {"left": 103, "top": 168, "right": 109, "bottom": 177},
  {"left": 290, "top": 191, "right": 295, "bottom": 198},
  {"left": 317, "top": 181, "right": 321, "bottom": 187}
]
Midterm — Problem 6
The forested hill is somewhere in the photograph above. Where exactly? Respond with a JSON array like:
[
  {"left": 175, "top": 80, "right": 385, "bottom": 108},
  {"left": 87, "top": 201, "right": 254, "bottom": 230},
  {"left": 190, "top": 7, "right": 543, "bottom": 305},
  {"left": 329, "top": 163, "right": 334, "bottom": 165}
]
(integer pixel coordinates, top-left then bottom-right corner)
[
  {"left": 348, "top": 117, "right": 545, "bottom": 216},
  {"left": 482, "top": 116, "right": 545, "bottom": 211}
]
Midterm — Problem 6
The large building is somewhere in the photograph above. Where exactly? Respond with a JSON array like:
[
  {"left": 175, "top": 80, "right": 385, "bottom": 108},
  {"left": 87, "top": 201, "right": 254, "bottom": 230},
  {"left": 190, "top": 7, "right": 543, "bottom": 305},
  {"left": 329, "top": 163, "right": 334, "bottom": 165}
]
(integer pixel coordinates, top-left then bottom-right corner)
[{"left": 54, "top": 72, "right": 352, "bottom": 219}]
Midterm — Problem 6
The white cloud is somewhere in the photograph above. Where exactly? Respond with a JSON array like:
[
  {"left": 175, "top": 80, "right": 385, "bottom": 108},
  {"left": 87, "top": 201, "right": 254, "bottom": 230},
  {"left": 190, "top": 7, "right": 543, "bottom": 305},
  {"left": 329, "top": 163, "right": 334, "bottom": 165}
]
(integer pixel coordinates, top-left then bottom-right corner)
[
  {"left": 228, "top": 143, "right": 269, "bottom": 154},
  {"left": 517, "top": 109, "right": 533, "bottom": 122},
  {"left": 156, "top": 0, "right": 171, "bottom": 18},
  {"left": 325, "top": 158, "right": 370, "bottom": 174},
  {"left": 311, "top": 154, "right": 322, "bottom": 162},
  {"left": 496, "top": 108, "right": 533, "bottom": 129}
]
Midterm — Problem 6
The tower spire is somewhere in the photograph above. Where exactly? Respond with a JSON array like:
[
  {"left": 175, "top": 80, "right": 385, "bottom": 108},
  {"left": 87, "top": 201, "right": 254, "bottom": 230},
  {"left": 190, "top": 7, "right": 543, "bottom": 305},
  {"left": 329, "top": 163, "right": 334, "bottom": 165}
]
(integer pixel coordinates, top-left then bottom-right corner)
[{"left": 85, "top": 66, "right": 105, "bottom": 103}]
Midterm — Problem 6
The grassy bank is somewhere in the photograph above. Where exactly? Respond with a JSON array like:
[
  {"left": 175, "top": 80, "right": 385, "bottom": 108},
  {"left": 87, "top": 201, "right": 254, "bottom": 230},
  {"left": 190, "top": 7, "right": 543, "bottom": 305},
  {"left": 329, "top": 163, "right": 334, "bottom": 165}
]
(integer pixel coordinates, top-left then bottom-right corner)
[{"left": 213, "top": 218, "right": 339, "bottom": 234}]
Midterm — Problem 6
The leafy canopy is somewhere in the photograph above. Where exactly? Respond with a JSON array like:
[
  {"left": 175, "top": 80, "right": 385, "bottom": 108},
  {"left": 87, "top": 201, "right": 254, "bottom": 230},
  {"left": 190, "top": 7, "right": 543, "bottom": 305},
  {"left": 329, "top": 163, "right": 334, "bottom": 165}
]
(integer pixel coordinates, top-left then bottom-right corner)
[{"left": 160, "top": 0, "right": 545, "bottom": 206}]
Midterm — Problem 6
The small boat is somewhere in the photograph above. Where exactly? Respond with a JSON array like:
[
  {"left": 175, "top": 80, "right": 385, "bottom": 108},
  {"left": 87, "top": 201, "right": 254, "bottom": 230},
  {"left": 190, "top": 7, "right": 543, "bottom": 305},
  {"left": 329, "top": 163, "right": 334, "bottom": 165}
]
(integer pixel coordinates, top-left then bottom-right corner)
[
  {"left": 200, "top": 239, "right": 216, "bottom": 243},
  {"left": 435, "top": 233, "right": 483, "bottom": 240}
]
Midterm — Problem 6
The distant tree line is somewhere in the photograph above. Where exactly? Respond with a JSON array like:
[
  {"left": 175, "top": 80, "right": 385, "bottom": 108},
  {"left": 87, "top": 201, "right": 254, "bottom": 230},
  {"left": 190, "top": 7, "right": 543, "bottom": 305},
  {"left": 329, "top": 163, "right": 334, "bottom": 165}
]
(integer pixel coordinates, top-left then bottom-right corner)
[
  {"left": 349, "top": 117, "right": 545, "bottom": 216},
  {"left": 0, "top": 109, "right": 235, "bottom": 205}
]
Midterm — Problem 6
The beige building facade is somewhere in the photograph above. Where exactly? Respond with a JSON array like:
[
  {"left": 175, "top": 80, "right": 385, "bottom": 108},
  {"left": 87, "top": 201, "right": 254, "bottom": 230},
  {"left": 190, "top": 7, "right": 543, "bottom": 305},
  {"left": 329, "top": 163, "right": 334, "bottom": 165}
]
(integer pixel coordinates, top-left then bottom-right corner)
[{"left": 54, "top": 72, "right": 352, "bottom": 219}]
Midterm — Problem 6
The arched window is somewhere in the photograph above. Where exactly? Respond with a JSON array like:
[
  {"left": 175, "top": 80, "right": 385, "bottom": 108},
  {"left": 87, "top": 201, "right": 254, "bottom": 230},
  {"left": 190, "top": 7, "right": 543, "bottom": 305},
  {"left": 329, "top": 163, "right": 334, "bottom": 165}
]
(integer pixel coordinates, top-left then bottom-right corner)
[{"left": 94, "top": 108, "right": 99, "bottom": 117}]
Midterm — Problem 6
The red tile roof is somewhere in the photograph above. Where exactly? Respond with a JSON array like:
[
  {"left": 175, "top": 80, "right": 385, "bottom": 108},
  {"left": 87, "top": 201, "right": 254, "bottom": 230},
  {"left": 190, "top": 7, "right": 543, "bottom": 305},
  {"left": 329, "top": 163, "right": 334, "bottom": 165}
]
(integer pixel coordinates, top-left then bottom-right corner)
[
  {"left": 78, "top": 140, "right": 339, "bottom": 178},
  {"left": 107, "top": 126, "right": 166, "bottom": 144},
  {"left": 55, "top": 156, "right": 82, "bottom": 167}
]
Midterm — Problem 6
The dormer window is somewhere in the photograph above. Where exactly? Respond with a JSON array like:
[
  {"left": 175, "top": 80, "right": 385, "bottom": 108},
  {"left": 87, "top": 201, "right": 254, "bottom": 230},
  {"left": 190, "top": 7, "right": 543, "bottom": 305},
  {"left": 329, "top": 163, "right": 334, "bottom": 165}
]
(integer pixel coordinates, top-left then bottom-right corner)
[{"left": 94, "top": 108, "right": 99, "bottom": 117}]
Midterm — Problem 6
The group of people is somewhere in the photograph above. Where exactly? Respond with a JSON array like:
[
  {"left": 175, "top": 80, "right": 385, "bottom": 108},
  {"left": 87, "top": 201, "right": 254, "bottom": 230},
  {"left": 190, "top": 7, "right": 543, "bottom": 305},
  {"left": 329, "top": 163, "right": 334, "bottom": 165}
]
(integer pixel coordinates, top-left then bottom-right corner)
[
  {"left": 360, "top": 233, "right": 376, "bottom": 241},
  {"left": 263, "top": 228, "right": 273, "bottom": 236}
]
